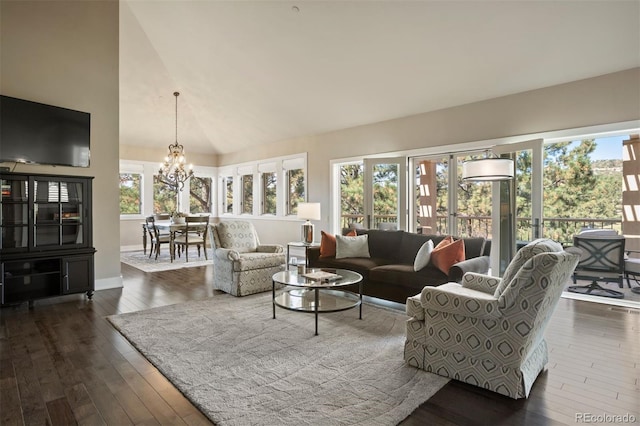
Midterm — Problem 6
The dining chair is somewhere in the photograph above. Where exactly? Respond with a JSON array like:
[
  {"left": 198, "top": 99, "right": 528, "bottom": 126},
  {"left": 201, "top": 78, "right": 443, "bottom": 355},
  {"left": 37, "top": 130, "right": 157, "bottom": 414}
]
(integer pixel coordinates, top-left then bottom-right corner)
[
  {"left": 145, "top": 216, "right": 171, "bottom": 260},
  {"left": 174, "top": 216, "right": 210, "bottom": 262}
]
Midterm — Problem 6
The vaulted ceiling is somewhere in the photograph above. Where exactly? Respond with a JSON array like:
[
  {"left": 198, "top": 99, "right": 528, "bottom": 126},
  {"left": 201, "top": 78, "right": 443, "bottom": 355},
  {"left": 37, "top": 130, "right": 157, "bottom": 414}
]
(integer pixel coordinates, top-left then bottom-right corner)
[{"left": 120, "top": 1, "right": 640, "bottom": 155}]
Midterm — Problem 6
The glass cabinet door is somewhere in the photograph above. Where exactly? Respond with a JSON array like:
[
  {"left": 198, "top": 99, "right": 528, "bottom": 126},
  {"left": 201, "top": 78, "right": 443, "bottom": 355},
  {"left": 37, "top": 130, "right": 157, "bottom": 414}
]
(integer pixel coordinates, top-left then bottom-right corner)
[
  {"left": 62, "top": 182, "right": 83, "bottom": 245},
  {"left": 33, "top": 178, "right": 85, "bottom": 248},
  {"left": 1, "top": 176, "right": 29, "bottom": 250}
]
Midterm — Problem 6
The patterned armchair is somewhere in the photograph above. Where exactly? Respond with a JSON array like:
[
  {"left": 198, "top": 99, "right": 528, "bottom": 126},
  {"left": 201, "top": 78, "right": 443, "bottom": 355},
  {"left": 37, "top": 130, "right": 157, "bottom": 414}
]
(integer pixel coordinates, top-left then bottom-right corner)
[
  {"left": 404, "top": 239, "right": 579, "bottom": 399},
  {"left": 210, "top": 220, "right": 285, "bottom": 296}
]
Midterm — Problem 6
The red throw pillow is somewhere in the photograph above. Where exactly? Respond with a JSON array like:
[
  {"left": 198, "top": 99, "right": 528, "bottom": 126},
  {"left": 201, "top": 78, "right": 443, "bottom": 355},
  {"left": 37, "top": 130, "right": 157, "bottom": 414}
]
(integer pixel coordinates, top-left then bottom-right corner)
[
  {"left": 431, "top": 236, "right": 465, "bottom": 275},
  {"left": 319, "top": 230, "right": 356, "bottom": 258}
]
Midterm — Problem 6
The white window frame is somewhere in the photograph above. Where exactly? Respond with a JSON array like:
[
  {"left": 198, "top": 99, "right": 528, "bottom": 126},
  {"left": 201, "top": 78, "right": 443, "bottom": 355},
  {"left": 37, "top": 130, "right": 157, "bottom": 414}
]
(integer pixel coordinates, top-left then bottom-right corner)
[
  {"left": 216, "top": 153, "right": 307, "bottom": 220},
  {"left": 283, "top": 156, "right": 306, "bottom": 217},
  {"left": 119, "top": 162, "right": 145, "bottom": 220},
  {"left": 118, "top": 160, "right": 216, "bottom": 220}
]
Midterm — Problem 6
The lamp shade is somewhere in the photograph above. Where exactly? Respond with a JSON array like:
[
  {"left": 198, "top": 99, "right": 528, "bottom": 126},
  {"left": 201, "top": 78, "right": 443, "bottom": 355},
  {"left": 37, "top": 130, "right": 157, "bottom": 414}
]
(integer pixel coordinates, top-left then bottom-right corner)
[
  {"left": 461, "top": 158, "right": 514, "bottom": 181},
  {"left": 297, "top": 202, "right": 321, "bottom": 220}
]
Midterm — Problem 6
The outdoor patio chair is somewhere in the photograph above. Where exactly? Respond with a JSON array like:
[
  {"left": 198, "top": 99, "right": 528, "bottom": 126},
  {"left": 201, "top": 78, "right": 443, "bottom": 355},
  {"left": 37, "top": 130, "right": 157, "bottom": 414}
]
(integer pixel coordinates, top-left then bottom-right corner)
[{"left": 567, "top": 233, "right": 626, "bottom": 299}]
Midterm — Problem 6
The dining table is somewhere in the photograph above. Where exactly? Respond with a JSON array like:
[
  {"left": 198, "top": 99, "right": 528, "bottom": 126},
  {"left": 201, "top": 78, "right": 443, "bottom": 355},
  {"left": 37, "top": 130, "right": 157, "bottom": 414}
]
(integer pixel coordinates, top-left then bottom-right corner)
[{"left": 141, "top": 219, "right": 209, "bottom": 262}]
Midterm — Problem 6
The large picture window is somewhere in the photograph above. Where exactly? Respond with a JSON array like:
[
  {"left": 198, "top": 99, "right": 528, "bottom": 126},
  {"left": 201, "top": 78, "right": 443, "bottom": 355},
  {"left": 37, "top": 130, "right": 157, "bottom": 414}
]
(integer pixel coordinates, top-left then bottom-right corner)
[
  {"left": 119, "top": 173, "right": 142, "bottom": 215},
  {"left": 153, "top": 175, "right": 177, "bottom": 214},
  {"left": 190, "top": 176, "right": 212, "bottom": 214}
]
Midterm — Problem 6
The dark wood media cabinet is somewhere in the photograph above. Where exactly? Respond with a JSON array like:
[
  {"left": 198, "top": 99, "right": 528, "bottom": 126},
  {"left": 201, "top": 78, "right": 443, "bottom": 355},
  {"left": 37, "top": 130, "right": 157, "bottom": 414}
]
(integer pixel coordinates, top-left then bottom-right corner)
[{"left": 1, "top": 172, "right": 95, "bottom": 307}]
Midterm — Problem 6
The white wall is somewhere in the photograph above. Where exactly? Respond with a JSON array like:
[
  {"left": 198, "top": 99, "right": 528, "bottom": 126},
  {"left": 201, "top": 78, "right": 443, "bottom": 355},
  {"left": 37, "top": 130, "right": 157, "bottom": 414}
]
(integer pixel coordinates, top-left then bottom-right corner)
[
  {"left": 218, "top": 68, "right": 640, "bottom": 246},
  {"left": 1, "top": 0, "right": 121, "bottom": 290}
]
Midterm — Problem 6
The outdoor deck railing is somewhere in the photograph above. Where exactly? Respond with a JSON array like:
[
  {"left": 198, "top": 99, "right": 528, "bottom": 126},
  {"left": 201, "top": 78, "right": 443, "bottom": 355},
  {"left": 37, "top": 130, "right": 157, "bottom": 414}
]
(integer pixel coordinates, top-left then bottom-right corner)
[{"left": 341, "top": 214, "right": 621, "bottom": 246}]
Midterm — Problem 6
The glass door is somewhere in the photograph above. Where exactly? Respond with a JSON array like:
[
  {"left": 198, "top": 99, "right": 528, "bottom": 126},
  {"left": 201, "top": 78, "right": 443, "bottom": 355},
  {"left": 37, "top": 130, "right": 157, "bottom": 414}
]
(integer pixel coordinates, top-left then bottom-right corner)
[
  {"left": 363, "top": 157, "right": 406, "bottom": 231},
  {"left": 493, "top": 139, "right": 543, "bottom": 273},
  {"left": 412, "top": 152, "right": 496, "bottom": 239},
  {"left": 411, "top": 156, "right": 449, "bottom": 235},
  {"left": 455, "top": 152, "right": 493, "bottom": 239}
]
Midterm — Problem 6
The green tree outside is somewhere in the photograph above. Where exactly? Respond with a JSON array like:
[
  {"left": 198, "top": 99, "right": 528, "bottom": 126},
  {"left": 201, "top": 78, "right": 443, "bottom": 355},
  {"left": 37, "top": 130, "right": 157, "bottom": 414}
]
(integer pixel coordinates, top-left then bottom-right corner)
[{"left": 119, "top": 173, "right": 141, "bottom": 214}]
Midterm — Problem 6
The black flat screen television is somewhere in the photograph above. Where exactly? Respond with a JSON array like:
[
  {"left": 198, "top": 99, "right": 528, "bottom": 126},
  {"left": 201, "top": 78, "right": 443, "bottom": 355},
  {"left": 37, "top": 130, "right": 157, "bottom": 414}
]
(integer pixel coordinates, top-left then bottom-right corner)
[{"left": 0, "top": 95, "right": 91, "bottom": 168}]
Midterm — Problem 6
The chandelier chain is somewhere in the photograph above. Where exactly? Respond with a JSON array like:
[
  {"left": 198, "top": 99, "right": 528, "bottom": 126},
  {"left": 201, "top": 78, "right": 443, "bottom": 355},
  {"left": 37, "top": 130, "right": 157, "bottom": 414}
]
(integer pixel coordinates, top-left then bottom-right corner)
[{"left": 174, "top": 91, "right": 179, "bottom": 143}]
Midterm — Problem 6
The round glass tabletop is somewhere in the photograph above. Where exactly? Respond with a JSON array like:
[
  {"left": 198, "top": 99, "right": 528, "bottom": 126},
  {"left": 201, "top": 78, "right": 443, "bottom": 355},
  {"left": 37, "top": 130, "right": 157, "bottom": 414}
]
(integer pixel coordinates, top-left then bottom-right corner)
[{"left": 272, "top": 268, "right": 362, "bottom": 289}]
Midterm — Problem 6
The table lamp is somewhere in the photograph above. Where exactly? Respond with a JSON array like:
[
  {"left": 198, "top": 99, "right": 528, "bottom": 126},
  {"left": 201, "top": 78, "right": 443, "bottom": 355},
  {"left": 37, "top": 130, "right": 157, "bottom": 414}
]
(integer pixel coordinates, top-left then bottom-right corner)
[{"left": 297, "top": 202, "right": 321, "bottom": 244}]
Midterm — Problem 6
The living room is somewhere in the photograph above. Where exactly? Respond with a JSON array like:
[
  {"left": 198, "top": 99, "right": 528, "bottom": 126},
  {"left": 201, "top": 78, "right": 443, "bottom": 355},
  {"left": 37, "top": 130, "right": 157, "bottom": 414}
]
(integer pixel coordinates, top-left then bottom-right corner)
[{"left": 1, "top": 1, "right": 639, "bottom": 425}]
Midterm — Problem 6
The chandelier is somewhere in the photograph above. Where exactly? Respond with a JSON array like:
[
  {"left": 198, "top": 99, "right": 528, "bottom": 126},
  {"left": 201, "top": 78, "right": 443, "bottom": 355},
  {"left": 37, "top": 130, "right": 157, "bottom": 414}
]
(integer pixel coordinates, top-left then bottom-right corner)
[{"left": 158, "top": 91, "right": 194, "bottom": 191}]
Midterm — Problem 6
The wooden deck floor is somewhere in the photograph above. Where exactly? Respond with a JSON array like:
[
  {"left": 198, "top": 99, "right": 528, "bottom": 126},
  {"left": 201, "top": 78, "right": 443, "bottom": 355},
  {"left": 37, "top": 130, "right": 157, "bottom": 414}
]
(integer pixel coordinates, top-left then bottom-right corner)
[{"left": 1, "top": 263, "right": 638, "bottom": 425}]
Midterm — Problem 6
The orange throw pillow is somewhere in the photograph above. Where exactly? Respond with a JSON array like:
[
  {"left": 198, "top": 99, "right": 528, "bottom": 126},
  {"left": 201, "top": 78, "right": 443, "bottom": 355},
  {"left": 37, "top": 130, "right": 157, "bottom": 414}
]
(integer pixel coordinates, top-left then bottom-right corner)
[
  {"left": 319, "top": 230, "right": 356, "bottom": 258},
  {"left": 431, "top": 236, "right": 465, "bottom": 275}
]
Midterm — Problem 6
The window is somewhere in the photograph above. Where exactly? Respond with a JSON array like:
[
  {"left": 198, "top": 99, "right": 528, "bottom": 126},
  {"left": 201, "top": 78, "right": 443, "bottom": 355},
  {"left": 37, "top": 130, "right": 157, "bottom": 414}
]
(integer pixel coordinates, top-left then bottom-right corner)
[
  {"left": 190, "top": 176, "right": 212, "bottom": 214},
  {"left": 223, "top": 176, "right": 233, "bottom": 214},
  {"left": 414, "top": 157, "right": 449, "bottom": 234},
  {"left": 119, "top": 173, "right": 142, "bottom": 215},
  {"left": 153, "top": 175, "right": 177, "bottom": 214},
  {"left": 286, "top": 168, "right": 305, "bottom": 215},
  {"left": 217, "top": 154, "right": 306, "bottom": 218},
  {"left": 541, "top": 137, "right": 624, "bottom": 244},
  {"left": 261, "top": 172, "right": 277, "bottom": 215},
  {"left": 241, "top": 174, "right": 253, "bottom": 214},
  {"left": 339, "top": 162, "right": 364, "bottom": 229}
]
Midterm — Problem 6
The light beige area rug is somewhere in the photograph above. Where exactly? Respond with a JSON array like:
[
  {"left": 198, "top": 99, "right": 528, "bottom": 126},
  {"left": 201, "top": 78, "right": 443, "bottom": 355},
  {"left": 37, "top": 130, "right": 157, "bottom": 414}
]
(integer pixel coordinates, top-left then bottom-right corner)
[
  {"left": 107, "top": 293, "right": 449, "bottom": 425},
  {"left": 120, "top": 248, "right": 211, "bottom": 273}
]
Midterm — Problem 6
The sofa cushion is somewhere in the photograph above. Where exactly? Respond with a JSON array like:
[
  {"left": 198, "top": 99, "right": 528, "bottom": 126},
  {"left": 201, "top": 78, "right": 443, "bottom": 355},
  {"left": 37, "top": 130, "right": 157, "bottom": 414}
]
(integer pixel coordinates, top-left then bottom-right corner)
[
  {"left": 431, "top": 237, "right": 466, "bottom": 275},
  {"left": 369, "top": 263, "right": 448, "bottom": 291},
  {"left": 320, "top": 230, "right": 355, "bottom": 258},
  {"left": 413, "top": 240, "right": 434, "bottom": 271},
  {"left": 356, "top": 229, "right": 404, "bottom": 259},
  {"left": 398, "top": 233, "right": 446, "bottom": 263},
  {"left": 462, "top": 237, "right": 486, "bottom": 259},
  {"left": 310, "top": 256, "right": 392, "bottom": 279},
  {"left": 336, "top": 234, "right": 371, "bottom": 258}
]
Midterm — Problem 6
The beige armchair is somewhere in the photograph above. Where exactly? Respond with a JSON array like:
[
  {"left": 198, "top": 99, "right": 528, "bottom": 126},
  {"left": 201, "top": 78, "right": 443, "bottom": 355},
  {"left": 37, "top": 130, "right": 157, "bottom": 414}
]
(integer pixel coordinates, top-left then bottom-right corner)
[
  {"left": 404, "top": 239, "right": 579, "bottom": 399},
  {"left": 210, "top": 220, "right": 285, "bottom": 296}
]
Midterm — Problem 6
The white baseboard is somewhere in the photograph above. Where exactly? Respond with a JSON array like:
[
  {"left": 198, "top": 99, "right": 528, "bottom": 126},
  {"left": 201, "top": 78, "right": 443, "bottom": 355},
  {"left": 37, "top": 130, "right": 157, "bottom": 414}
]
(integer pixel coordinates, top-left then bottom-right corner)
[
  {"left": 561, "top": 291, "right": 640, "bottom": 309},
  {"left": 95, "top": 275, "right": 123, "bottom": 290}
]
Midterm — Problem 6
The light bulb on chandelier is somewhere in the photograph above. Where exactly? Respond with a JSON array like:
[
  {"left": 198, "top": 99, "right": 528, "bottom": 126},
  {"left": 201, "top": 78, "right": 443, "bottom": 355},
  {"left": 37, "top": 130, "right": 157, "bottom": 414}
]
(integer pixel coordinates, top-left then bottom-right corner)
[{"left": 158, "top": 91, "right": 194, "bottom": 192}]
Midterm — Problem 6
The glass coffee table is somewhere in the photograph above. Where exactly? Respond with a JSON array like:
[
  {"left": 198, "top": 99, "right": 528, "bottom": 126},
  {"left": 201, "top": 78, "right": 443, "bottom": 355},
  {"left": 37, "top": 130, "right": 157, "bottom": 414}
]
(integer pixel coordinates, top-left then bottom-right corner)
[{"left": 272, "top": 268, "right": 363, "bottom": 335}]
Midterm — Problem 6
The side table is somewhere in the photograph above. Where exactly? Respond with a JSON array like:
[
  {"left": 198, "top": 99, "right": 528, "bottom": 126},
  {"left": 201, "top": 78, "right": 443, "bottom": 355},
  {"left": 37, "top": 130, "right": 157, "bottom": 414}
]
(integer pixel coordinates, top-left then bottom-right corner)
[{"left": 287, "top": 241, "right": 320, "bottom": 268}]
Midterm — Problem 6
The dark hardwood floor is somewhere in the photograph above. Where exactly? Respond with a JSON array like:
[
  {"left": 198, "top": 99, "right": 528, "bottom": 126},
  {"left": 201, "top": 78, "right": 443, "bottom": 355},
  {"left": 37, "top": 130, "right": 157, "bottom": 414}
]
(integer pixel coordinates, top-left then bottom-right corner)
[{"left": 1, "top": 263, "right": 638, "bottom": 425}]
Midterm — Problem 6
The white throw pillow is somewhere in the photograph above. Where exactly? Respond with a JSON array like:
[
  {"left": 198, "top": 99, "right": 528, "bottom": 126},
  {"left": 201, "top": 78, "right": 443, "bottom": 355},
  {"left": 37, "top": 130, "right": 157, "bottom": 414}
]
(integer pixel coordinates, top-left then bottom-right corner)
[
  {"left": 336, "top": 234, "right": 370, "bottom": 259},
  {"left": 413, "top": 240, "right": 434, "bottom": 271}
]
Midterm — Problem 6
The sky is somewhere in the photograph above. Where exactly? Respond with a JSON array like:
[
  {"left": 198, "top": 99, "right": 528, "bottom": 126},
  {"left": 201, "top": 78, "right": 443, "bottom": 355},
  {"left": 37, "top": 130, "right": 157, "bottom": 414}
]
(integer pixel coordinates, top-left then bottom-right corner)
[{"left": 575, "top": 135, "right": 626, "bottom": 160}]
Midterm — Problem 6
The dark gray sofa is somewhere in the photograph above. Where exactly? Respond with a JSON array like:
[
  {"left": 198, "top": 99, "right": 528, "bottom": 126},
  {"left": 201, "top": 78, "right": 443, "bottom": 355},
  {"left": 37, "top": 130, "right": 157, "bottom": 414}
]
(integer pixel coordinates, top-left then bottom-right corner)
[{"left": 307, "top": 229, "right": 490, "bottom": 303}]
